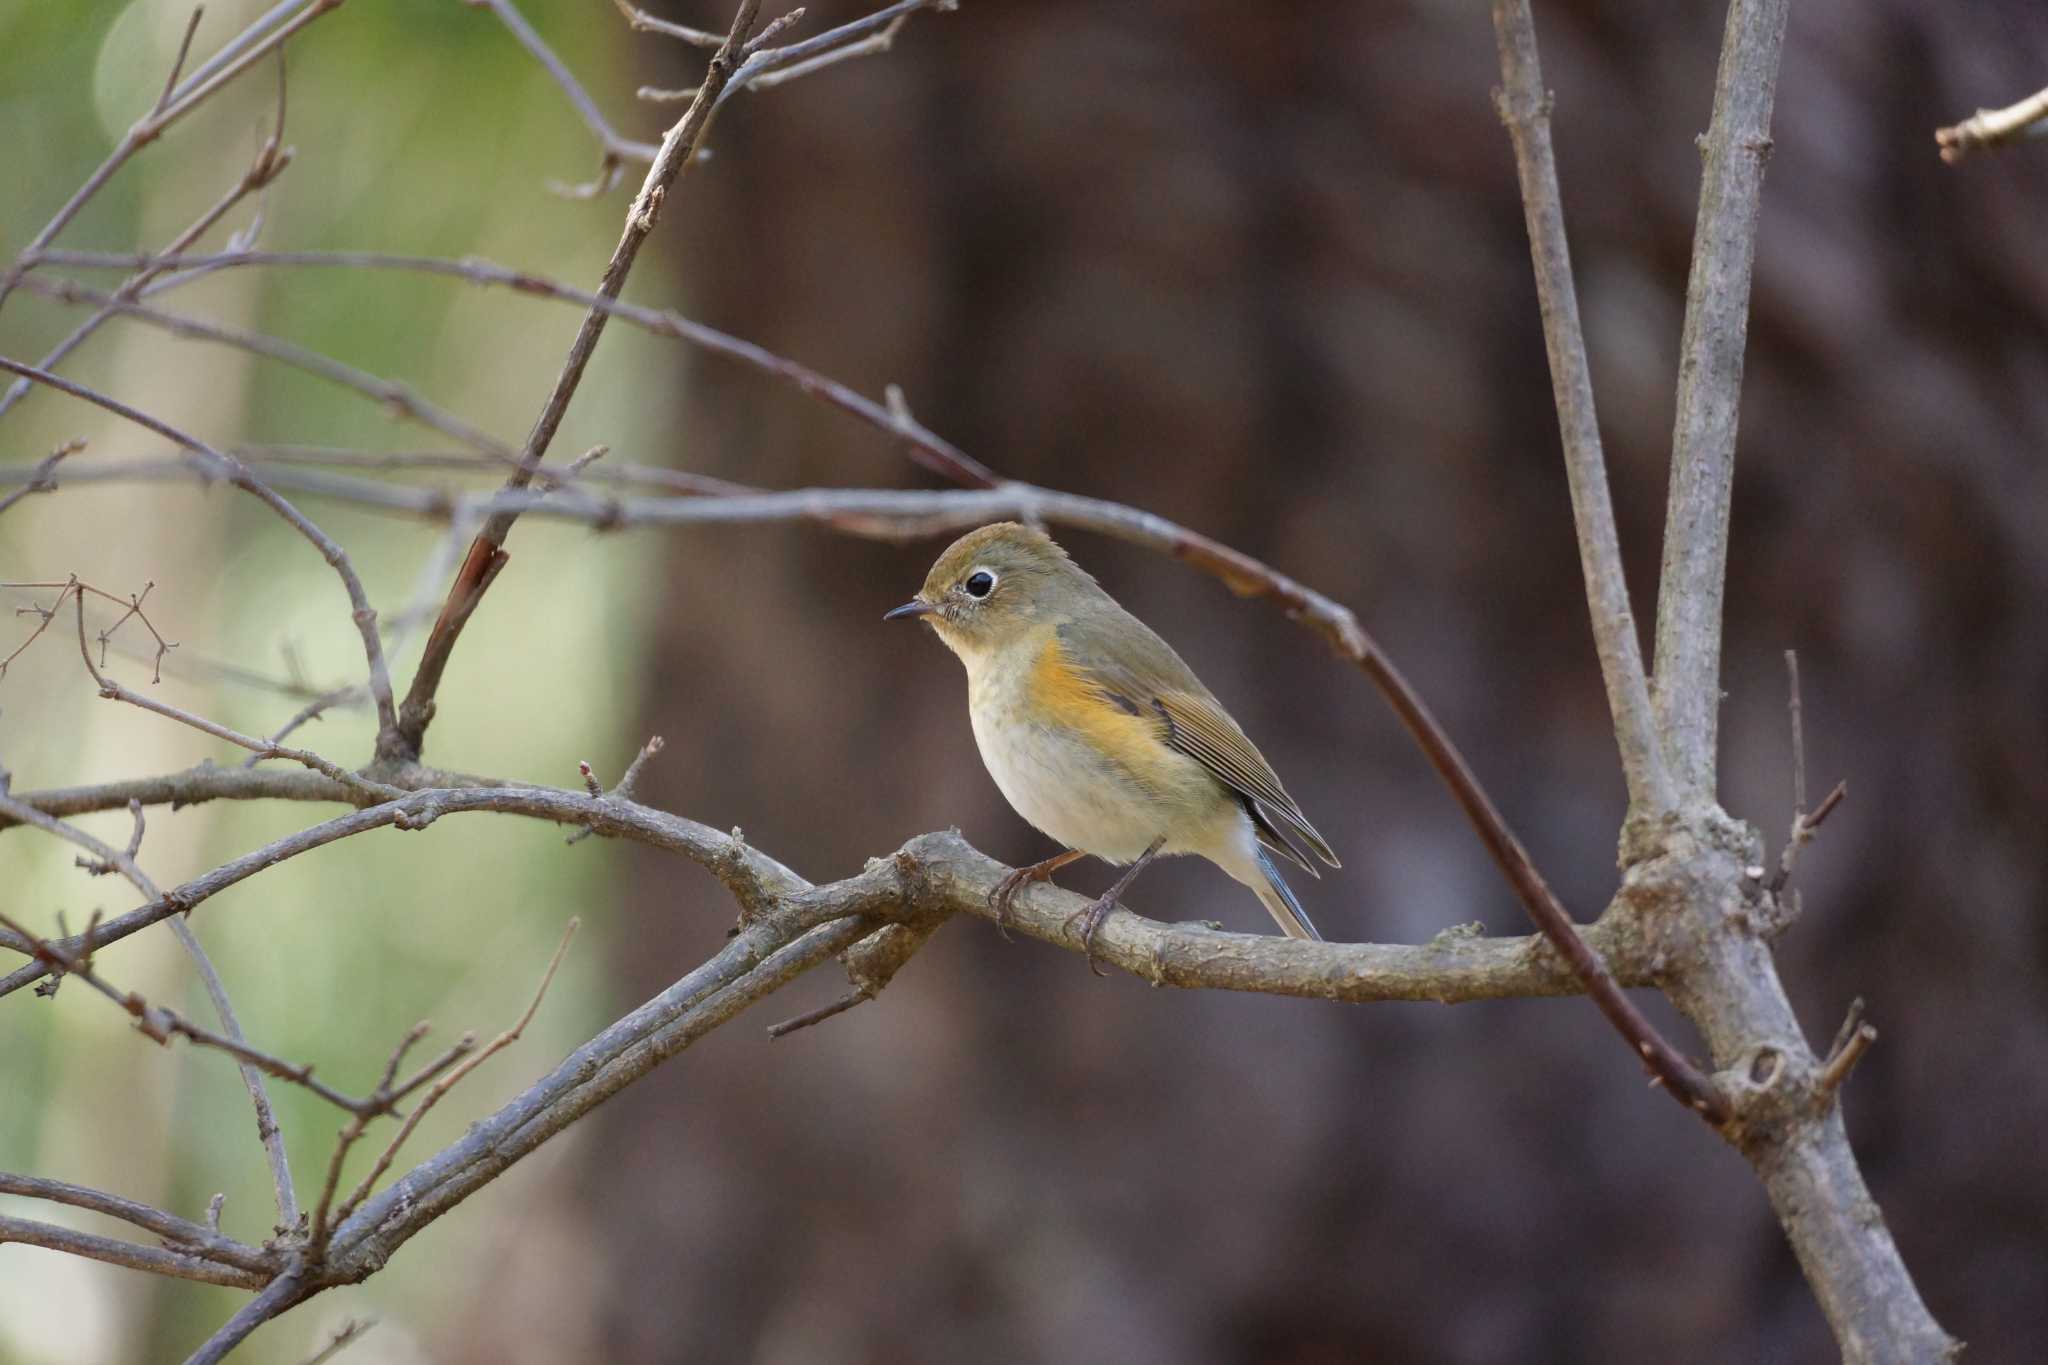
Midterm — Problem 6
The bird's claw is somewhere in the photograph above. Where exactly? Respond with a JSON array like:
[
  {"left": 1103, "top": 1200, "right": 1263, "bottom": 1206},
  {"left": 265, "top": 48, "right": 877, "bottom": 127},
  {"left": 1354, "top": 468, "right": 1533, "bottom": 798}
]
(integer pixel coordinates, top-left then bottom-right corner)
[{"left": 1065, "top": 895, "right": 1116, "bottom": 977}]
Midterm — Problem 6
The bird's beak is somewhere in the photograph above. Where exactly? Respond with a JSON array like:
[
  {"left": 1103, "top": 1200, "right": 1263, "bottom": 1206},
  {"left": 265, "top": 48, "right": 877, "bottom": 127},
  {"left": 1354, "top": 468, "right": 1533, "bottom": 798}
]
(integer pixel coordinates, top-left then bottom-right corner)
[{"left": 883, "top": 599, "right": 935, "bottom": 622}]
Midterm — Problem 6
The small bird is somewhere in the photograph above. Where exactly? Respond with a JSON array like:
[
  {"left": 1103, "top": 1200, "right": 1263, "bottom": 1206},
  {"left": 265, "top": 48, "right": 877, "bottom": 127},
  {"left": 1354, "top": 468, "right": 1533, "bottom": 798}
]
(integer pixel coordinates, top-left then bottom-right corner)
[{"left": 886, "top": 522, "right": 1339, "bottom": 966}]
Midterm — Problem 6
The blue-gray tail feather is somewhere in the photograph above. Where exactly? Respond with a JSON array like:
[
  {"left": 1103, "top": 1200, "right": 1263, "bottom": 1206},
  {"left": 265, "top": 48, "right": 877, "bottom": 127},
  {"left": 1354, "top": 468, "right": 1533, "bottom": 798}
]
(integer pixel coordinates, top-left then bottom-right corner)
[{"left": 1255, "top": 848, "right": 1321, "bottom": 941}]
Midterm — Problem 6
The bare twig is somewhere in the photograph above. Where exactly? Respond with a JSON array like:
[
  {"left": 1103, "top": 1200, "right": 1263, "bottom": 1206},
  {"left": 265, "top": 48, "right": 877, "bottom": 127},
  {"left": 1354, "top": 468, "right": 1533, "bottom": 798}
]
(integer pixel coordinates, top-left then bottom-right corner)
[
  {"left": 642, "top": 0, "right": 953, "bottom": 103},
  {"left": 613, "top": 0, "right": 723, "bottom": 47},
  {"left": 0, "top": 1172, "right": 277, "bottom": 1276},
  {"left": 0, "top": 1214, "right": 269, "bottom": 1289},
  {"left": 13, "top": 275, "right": 521, "bottom": 466},
  {"left": 1648, "top": 0, "right": 1791, "bottom": 800},
  {"left": 1936, "top": 84, "right": 2048, "bottom": 163},
  {"left": 463, "top": 0, "right": 658, "bottom": 190},
  {"left": 1816, "top": 1017, "right": 1877, "bottom": 1105},
  {"left": 28, "top": 246, "right": 1000, "bottom": 487},
  {"left": 0, "top": 80, "right": 292, "bottom": 424},
  {"left": 0, "top": 784, "right": 302, "bottom": 1227},
  {"left": 185, "top": 1257, "right": 311, "bottom": 1365},
  {"left": 62, "top": 590, "right": 397, "bottom": 801},
  {"left": 326, "top": 918, "right": 578, "bottom": 1236},
  {"left": 568, "top": 734, "right": 664, "bottom": 843},
  {"left": 152, "top": 8, "right": 210, "bottom": 117},
  {"left": 0, "top": 438, "right": 85, "bottom": 517},
  {"left": 0, "top": 355, "right": 401, "bottom": 748},
  {"left": 0, "top": 900, "right": 457, "bottom": 1121},
  {"left": 391, "top": 0, "right": 765, "bottom": 764},
  {"left": 1489, "top": 2, "right": 1675, "bottom": 822},
  {"left": 299, "top": 1319, "right": 375, "bottom": 1365},
  {"left": 0, "top": 0, "right": 340, "bottom": 314}
]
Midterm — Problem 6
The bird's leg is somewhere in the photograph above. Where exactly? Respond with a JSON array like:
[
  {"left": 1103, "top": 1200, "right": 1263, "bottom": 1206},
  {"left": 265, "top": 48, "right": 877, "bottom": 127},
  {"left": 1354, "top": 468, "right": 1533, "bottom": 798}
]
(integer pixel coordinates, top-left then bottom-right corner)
[
  {"left": 1068, "top": 836, "right": 1166, "bottom": 976},
  {"left": 989, "top": 848, "right": 1088, "bottom": 939}
]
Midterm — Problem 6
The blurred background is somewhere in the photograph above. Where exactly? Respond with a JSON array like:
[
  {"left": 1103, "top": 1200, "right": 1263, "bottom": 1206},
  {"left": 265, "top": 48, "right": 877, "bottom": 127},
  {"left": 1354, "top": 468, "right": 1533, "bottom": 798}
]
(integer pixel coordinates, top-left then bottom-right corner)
[{"left": 3, "top": 0, "right": 2046, "bottom": 1361}]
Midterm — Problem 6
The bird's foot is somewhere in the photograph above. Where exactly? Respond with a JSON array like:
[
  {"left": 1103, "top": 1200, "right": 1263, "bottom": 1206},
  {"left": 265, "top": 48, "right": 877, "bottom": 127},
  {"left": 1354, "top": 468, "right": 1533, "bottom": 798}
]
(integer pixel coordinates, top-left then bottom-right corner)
[
  {"left": 988, "top": 850, "right": 1085, "bottom": 941},
  {"left": 1063, "top": 893, "right": 1120, "bottom": 976}
]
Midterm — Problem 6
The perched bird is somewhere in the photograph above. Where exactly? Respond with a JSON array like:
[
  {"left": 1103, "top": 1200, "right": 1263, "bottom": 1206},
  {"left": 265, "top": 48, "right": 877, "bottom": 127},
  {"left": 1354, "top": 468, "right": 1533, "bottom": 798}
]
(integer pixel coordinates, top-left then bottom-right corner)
[{"left": 885, "top": 522, "right": 1338, "bottom": 966}]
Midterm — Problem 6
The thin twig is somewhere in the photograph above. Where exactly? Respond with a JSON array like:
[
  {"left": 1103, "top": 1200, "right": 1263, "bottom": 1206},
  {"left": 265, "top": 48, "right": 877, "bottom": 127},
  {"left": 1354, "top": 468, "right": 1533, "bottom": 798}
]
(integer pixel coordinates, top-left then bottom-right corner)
[
  {"left": 0, "top": 355, "right": 402, "bottom": 748},
  {"left": 0, "top": 0, "right": 339, "bottom": 314},
  {"left": 1647, "top": 0, "right": 1792, "bottom": 800},
  {"left": 29, "top": 247, "right": 999, "bottom": 487},
  {"left": 613, "top": 0, "right": 723, "bottom": 47},
  {"left": 0, "top": 1172, "right": 277, "bottom": 1275},
  {"left": 153, "top": 8, "right": 210, "bottom": 117},
  {"left": 466, "top": 0, "right": 658, "bottom": 184},
  {"left": 1936, "top": 84, "right": 2048, "bottom": 163},
  {"left": 184, "top": 1256, "right": 311, "bottom": 1365},
  {"left": 391, "top": 0, "right": 765, "bottom": 763},
  {"left": 0, "top": 439, "right": 86, "bottom": 517},
  {"left": 0, "top": 784, "right": 301, "bottom": 1227},
  {"left": 0, "top": 900, "right": 449, "bottom": 1120},
  {"left": 1489, "top": 1, "right": 1675, "bottom": 821},
  {"left": 327, "top": 918, "right": 579, "bottom": 1234},
  {"left": 13, "top": 275, "right": 522, "bottom": 467},
  {"left": 0, "top": 1214, "right": 269, "bottom": 1289},
  {"left": 0, "top": 72, "right": 292, "bottom": 424},
  {"left": 299, "top": 1319, "right": 375, "bottom": 1365}
]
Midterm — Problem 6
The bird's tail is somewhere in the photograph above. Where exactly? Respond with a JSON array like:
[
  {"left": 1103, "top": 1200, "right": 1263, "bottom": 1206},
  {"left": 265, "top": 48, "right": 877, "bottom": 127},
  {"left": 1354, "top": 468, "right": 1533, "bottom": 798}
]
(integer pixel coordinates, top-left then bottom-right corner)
[{"left": 1253, "top": 848, "right": 1321, "bottom": 940}]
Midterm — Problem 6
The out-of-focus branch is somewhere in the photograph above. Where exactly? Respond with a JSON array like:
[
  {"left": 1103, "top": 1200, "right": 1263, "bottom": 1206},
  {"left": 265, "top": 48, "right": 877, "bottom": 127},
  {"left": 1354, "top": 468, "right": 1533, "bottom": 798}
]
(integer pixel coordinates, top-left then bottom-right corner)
[
  {"left": 24, "top": 247, "right": 1001, "bottom": 487},
  {"left": 1648, "top": 0, "right": 1789, "bottom": 802},
  {"left": 643, "top": 0, "right": 957, "bottom": 104},
  {"left": 1936, "top": 84, "right": 2048, "bottom": 163},
  {"left": 0, "top": 896, "right": 468, "bottom": 1122},
  {"left": 1489, "top": 2, "right": 1675, "bottom": 824},
  {"left": 0, "top": 439, "right": 85, "bottom": 517},
  {"left": 0, "top": 785, "right": 304, "bottom": 1229},
  {"left": 0, "top": 83, "right": 292, "bottom": 423},
  {"left": 0, "top": 356, "right": 402, "bottom": 750},
  {"left": 0, "top": 1172, "right": 279, "bottom": 1277},
  {"left": 464, "top": 0, "right": 657, "bottom": 197},
  {"left": 12, "top": 275, "right": 522, "bottom": 466},
  {"left": 389, "top": 0, "right": 765, "bottom": 765},
  {"left": 0, "top": 1214, "right": 270, "bottom": 1290},
  {"left": 0, "top": 0, "right": 340, "bottom": 314}
]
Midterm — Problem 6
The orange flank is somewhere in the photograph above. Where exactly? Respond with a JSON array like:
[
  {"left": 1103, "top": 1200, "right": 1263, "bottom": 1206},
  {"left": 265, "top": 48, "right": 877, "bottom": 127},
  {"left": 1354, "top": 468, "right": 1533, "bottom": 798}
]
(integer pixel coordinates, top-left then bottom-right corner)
[{"left": 1026, "top": 633, "right": 1173, "bottom": 795}]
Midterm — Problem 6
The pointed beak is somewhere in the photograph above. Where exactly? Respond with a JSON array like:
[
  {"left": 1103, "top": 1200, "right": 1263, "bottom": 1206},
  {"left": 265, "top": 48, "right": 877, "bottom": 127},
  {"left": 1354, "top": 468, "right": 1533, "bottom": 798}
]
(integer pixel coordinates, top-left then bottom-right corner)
[{"left": 883, "top": 599, "right": 935, "bottom": 622}]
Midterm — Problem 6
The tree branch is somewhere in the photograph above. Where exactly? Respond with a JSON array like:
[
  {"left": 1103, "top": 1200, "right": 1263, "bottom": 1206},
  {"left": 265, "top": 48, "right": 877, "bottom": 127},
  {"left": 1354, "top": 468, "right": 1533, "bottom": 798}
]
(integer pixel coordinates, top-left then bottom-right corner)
[
  {"left": 0, "top": 356, "right": 402, "bottom": 751},
  {"left": 1935, "top": 83, "right": 2048, "bottom": 163},
  {"left": 1489, "top": 2, "right": 1675, "bottom": 822},
  {"left": 0, "top": 1172, "right": 278, "bottom": 1276},
  {"left": 1648, "top": 0, "right": 1789, "bottom": 802},
  {"left": 0, "top": 1214, "right": 270, "bottom": 1290},
  {"left": 390, "top": 0, "right": 766, "bottom": 763}
]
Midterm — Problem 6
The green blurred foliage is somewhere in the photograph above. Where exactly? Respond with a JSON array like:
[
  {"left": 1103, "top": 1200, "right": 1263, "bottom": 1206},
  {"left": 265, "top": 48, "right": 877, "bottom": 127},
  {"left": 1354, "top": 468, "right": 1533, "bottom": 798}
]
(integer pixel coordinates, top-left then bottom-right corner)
[{"left": 0, "top": 1, "right": 694, "bottom": 1358}]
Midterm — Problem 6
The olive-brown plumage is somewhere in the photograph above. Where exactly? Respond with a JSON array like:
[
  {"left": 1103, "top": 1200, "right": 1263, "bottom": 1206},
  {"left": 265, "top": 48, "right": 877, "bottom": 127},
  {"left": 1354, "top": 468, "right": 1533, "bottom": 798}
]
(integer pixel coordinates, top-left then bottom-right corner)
[{"left": 886, "top": 522, "right": 1337, "bottom": 955}]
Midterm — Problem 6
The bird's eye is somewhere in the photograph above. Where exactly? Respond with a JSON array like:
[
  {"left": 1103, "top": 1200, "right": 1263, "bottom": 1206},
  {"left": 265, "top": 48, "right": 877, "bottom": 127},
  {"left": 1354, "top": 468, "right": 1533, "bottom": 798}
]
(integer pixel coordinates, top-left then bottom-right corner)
[{"left": 963, "top": 570, "right": 997, "bottom": 599}]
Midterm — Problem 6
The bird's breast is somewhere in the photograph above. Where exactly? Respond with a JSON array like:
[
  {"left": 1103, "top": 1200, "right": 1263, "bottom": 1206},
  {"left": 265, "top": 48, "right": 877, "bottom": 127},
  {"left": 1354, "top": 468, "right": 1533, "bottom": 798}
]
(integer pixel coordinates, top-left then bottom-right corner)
[{"left": 963, "top": 631, "right": 1224, "bottom": 863}]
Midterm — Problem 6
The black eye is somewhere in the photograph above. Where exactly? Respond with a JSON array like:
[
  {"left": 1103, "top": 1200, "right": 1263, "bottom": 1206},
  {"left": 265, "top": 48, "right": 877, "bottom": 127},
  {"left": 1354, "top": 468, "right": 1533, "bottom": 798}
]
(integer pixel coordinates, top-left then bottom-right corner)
[{"left": 963, "top": 570, "right": 996, "bottom": 599}]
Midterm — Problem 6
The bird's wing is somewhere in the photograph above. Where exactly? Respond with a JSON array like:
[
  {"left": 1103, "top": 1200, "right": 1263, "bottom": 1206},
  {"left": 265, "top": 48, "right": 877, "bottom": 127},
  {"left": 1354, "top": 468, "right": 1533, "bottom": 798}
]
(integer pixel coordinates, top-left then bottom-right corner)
[{"left": 1055, "top": 615, "right": 1340, "bottom": 870}]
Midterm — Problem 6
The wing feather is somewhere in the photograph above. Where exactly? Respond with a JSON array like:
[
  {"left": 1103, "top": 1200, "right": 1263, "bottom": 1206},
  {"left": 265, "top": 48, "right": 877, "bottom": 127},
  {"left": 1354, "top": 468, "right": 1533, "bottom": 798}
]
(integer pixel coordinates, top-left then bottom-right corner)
[{"left": 1055, "top": 617, "right": 1340, "bottom": 869}]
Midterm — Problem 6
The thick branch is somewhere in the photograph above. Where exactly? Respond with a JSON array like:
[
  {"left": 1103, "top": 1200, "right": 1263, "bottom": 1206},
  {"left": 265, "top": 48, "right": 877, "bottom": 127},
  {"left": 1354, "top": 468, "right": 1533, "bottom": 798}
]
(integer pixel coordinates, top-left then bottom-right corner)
[
  {"left": 1489, "top": 2, "right": 1675, "bottom": 821},
  {"left": 1648, "top": 0, "right": 1790, "bottom": 801}
]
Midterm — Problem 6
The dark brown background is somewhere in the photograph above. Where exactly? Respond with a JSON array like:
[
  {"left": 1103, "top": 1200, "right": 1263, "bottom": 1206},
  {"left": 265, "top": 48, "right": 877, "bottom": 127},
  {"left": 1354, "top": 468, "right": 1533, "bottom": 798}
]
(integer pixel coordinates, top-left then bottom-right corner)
[{"left": 521, "top": 2, "right": 2043, "bottom": 1360}]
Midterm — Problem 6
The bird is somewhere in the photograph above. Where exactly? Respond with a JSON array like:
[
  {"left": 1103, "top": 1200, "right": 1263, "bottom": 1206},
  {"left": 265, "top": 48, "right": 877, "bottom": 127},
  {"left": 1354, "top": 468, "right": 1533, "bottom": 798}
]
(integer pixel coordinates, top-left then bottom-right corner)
[{"left": 885, "top": 522, "right": 1339, "bottom": 968}]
